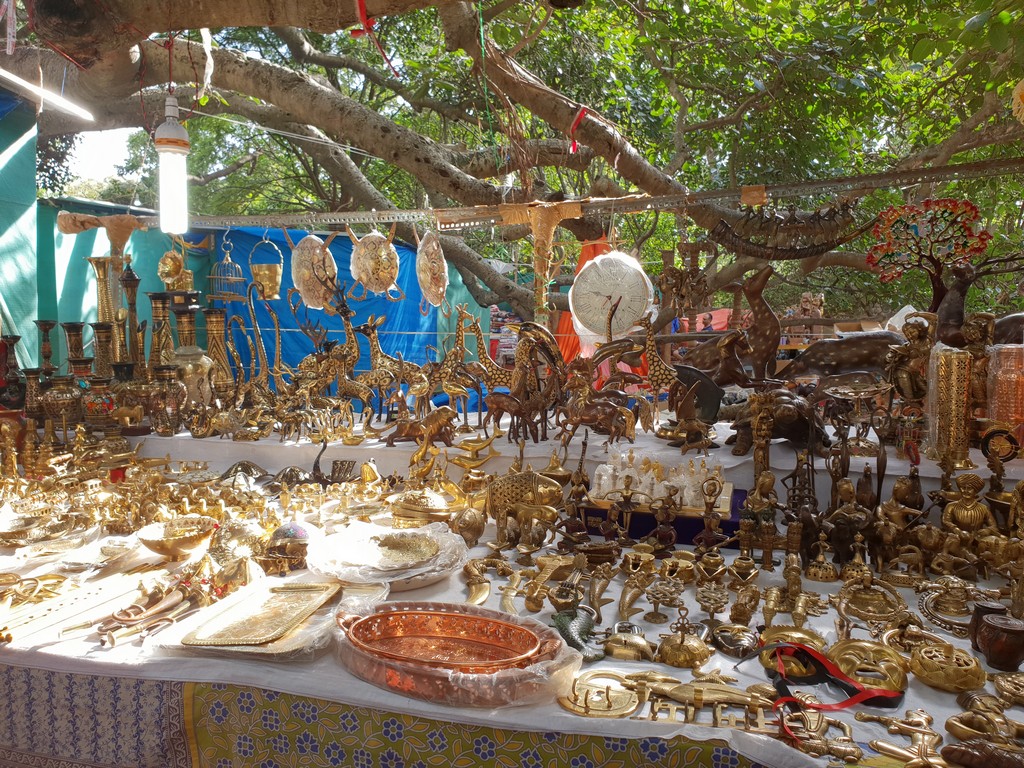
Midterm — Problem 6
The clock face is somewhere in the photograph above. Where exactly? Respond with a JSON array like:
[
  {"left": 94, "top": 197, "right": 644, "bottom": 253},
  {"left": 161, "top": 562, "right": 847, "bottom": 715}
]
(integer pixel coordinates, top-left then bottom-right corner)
[{"left": 569, "top": 253, "right": 653, "bottom": 338}]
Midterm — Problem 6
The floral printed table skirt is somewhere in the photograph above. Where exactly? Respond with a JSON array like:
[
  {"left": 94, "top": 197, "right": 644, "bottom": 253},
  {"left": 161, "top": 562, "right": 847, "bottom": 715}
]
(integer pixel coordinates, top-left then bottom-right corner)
[{"left": 0, "top": 666, "right": 902, "bottom": 768}]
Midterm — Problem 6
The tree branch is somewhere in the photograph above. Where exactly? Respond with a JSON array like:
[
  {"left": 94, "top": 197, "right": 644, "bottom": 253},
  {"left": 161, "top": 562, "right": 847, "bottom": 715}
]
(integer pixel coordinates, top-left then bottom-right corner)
[
  {"left": 676, "top": 75, "right": 785, "bottom": 136},
  {"left": 28, "top": 0, "right": 436, "bottom": 66},
  {"left": 188, "top": 151, "right": 261, "bottom": 186},
  {"left": 451, "top": 139, "right": 594, "bottom": 177},
  {"left": 273, "top": 26, "right": 478, "bottom": 124}
]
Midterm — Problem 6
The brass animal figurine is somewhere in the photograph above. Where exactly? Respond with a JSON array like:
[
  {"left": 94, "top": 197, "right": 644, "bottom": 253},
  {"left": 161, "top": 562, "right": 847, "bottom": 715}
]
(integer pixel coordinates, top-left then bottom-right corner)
[{"left": 385, "top": 406, "right": 458, "bottom": 466}]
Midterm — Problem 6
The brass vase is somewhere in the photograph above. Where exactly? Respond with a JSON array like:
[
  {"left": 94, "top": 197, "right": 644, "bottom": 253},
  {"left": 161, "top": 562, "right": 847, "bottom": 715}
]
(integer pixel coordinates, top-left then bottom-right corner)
[
  {"left": 172, "top": 305, "right": 198, "bottom": 349},
  {"left": 82, "top": 377, "right": 116, "bottom": 431},
  {"left": 68, "top": 356, "right": 94, "bottom": 381},
  {"left": 89, "top": 322, "right": 114, "bottom": 379},
  {"left": 147, "top": 364, "right": 187, "bottom": 437},
  {"left": 146, "top": 292, "right": 175, "bottom": 366},
  {"left": 110, "top": 361, "right": 136, "bottom": 404},
  {"left": 174, "top": 345, "right": 213, "bottom": 406},
  {"left": 21, "top": 368, "right": 44, "bottom": 420},
  {"left": 40, "top": 375, "right": 83, "bottom": 427},
  {"left": 61, "top": 322, "right": 86, "bottom": 361},
  {"left": 87, "top": 255, "right": 115, "bottom": 324},
  {"left": 202, "top": 307, "right": 234, "bottom": 402}
]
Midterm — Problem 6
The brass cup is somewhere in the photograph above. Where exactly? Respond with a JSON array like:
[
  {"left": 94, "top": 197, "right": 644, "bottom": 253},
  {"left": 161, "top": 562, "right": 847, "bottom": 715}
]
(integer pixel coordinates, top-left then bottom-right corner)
[{"left": 250, "top": 265, "right": 283, "bottom": 300}]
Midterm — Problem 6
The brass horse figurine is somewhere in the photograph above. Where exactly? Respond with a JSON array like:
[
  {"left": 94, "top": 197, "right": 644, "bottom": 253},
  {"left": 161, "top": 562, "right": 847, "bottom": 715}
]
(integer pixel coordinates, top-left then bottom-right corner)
[{"left": 555, "top": 374, "right": 636, "bottom": 449}]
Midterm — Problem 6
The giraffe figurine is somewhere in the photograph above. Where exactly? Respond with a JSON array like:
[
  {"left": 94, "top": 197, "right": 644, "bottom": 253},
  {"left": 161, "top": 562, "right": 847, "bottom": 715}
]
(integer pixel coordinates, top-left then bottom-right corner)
[
  {"left": 741, "top": 266, "right": 781, "bottom": 379},
  {"left": 637, "top": 315, "right": 679, "bottom": 419},
  {"left": 432, "top": 304, "right": 480, "bottom": 427},
  {"left": 467, "top": 317, "right": 516, "bottom": 393}
]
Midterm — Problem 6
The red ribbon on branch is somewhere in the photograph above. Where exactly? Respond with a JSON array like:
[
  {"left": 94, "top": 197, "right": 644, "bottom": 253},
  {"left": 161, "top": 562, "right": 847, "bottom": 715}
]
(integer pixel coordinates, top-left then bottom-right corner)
[
  {"left": 351, "top": 0, "right": 401, "bottom": 79},
  {"left": 568, "top": 106, "right": 589, "bottom": 154}
]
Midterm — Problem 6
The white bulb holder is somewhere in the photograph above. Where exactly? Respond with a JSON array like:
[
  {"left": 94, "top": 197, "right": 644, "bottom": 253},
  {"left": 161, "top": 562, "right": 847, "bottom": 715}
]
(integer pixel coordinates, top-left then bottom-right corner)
[{"left": 154, "top": 95, "right": 190, "bottom": 234}]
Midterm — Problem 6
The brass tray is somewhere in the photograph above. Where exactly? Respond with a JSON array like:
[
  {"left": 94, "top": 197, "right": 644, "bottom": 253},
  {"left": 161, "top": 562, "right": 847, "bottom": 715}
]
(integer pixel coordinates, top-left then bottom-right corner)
[
  {"left": 340, "top": 606, "right": 543, "bottom": 673},
  {"left": 182, "top": 582, "right": 340, "bottom": 646}
]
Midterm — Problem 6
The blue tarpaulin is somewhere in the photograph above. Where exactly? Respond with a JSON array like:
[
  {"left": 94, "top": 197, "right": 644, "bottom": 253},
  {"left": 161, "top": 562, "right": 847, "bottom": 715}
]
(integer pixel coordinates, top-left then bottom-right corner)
[
  {"left": 216, "top": 227, "right": 438, "bottom": 379},
  {"left": 0, "top": 91, "right": 21, "bottom": 122}
]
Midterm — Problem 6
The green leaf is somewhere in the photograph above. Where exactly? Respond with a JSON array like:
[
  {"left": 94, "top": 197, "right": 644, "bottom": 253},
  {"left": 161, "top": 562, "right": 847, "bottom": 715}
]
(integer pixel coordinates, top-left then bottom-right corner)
[
  {"left": 964, "top": 10, "right": 992, "bottom": 32},
  {"left": 910, "top": 38, "right": 934, "bottom": 61},
  {"left": 989, "top": 20, "right": 1010, "bottom": 51},
  {"left": 997, "top": 10, "right": 1013, "bottom": 24}
]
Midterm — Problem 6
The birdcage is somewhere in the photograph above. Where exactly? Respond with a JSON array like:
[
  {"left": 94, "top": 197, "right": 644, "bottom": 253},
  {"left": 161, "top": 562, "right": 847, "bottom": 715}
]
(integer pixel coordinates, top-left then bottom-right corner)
[{"left": 207, "top": 237, "right": 246, "bottom": 304}]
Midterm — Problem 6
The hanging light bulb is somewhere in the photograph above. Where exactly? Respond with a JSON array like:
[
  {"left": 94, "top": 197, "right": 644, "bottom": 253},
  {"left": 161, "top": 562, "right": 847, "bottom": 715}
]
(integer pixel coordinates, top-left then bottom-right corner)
[{"left": 154, "top": 94, "right": 190, "bottom": 234}]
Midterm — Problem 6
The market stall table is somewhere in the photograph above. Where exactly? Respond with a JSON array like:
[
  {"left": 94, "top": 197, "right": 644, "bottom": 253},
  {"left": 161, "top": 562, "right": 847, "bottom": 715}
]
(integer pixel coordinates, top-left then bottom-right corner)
[{"left": 0, "top": 426, "right": 1016, "bottom": 768}]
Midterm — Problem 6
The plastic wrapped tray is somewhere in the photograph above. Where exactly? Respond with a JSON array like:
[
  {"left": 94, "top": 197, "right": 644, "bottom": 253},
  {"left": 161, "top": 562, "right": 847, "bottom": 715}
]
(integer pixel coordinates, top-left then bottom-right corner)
[{"left": 336, "top": 601, "right": 581, "bottom": 707}]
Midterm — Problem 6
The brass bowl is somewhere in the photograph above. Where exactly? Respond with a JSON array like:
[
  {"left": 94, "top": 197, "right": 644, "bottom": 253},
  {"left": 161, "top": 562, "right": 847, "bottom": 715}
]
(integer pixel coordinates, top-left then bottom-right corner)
[
  {"left": 0, "top": 514, "right": 71, "bottom": 547},
  {"left": 387, "top": 488, "right": 453, "bottom": 526},
  {"left": 137, "top": 515, "right": 218, "bottom": 561}
]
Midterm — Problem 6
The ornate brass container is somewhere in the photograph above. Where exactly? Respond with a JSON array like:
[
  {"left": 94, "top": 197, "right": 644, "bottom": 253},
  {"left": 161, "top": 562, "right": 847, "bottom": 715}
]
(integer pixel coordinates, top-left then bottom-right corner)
[
  {"left": 60, "top": 322, "right": 86, "bottom": 361},
  {"left": 146, "top": 364, "right": 187, "bottom": 436},
  {"left": 89, "top": 322, "right": 114, "bottom": 378},
  {"left": 40, "top": 375, "right": 83, "bottom": 425},
  {"left": 926, "top": 344, "right": 975, "bottom": 469}
]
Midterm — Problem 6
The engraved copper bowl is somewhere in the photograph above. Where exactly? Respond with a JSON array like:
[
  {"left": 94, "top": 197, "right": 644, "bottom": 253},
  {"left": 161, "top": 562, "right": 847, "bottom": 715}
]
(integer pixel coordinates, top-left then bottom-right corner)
[
  {"left": 340, "top": 605, "right": 543, "bottom": 673},
  {"left": 336, "top": 602, "right": 575, "bottom": 708}
]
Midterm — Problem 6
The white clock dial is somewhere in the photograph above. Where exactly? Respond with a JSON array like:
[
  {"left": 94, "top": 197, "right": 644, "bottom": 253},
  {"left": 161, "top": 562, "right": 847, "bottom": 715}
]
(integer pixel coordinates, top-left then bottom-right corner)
[{"left": 569, "top": 252, "right": 653, "bottom": 338}]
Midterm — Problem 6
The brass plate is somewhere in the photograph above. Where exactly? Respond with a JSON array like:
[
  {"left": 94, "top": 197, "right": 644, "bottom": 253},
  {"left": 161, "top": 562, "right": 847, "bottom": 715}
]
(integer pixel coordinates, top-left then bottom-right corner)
[
  {"left": 371, "top": 533, "right": 440, "bottom": 571},
  {"left": 182, "top": 582, "right": 340, "bottom": 647}
]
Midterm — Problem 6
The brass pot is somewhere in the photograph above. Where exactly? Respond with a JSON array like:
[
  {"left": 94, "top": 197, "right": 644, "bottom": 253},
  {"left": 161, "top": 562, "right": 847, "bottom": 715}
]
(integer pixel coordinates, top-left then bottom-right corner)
[
  {"left": 146, "top": 365, "right": 187, "bottom": 437},
  {"left": 40, "top": 375, "right": 83, "bottom": 425}
]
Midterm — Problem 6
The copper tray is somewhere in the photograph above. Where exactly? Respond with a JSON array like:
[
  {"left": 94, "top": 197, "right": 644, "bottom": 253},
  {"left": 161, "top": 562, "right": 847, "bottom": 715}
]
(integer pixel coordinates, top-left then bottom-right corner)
[
  {"left": 340, "top": 606, "right": 542, "bottom": 673},
  {"left": 336, "top": 602, "right": 575, "bottom": 708}
]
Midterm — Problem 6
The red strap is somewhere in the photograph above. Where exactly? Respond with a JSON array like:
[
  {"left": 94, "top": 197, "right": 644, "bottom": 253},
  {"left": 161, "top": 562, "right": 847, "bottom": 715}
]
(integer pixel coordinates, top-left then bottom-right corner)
[
  {"left": 768, "top": 641, "right": 903, "bottom": 745},
  {"left": 770, "top": 642, "right": 903, "bottom": 705},
  {"left": 351, "top": 0, "right": 401, "bottom": 79},
  {"left": 568, "top": 106, "right": 589, "bottom": 154}
]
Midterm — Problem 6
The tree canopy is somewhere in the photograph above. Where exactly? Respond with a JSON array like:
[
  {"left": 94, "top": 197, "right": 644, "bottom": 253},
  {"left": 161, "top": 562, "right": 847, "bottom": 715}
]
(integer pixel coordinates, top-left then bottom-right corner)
[{"left": 10, "top": 0, "right": 1024, "bottom": 320}]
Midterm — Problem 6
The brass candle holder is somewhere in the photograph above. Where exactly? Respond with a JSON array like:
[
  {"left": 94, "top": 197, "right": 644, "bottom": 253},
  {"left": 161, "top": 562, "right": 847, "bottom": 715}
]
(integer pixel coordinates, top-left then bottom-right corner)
[{"left": 33, "top": 320, "right": 56, "bottom": 374}]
